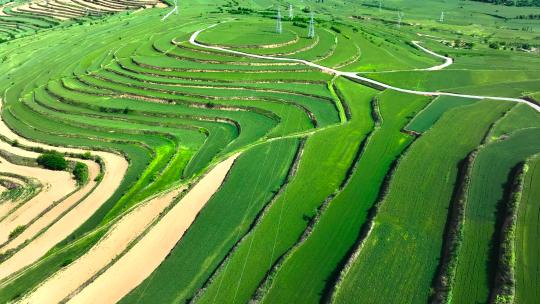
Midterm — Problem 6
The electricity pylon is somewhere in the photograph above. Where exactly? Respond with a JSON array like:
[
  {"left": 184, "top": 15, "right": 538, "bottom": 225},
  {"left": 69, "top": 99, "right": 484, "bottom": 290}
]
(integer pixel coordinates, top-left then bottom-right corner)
[
  {"left": 276, "top": 8, "right": 282, "bottom": 34},
  {"left": 397, "top": 11, "right": 404, "bottom": 28},
  {"left": 308, "top": 12, "right": 315, "bottom": 38},
  {"left": 289, "top": 4, "right": 293, "bottom": 20},
  {"left": 439, "top": 11, "right": 444, "bottom": 22}
]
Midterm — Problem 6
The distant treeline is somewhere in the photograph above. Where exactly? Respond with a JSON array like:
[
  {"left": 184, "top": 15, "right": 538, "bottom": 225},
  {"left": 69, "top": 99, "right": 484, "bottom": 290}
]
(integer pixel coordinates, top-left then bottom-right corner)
[
  {"left": 469, "top": 0, "right": 540, "bottom": 7},
  {"left": 361, "top": 3, "right": 399, "bottom": 11},
  {"left": 514, "top": 14, "right": 540, "bottom": 19}
]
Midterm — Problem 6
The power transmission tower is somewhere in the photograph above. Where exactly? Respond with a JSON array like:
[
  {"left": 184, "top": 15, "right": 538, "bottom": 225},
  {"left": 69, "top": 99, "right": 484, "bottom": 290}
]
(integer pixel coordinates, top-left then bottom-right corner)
[
  {"left": 439, "top": 11, "right": 444, "bottom": 22},
  {"left": 379, "top": 0, "right": 382, "bottom": 12},
  {"left": 308, "top": 11, "right": 315, "bottom": 38},
  {"left": 289, "top": 4, "right": 293, "bottom": 20},
  {"left": 276, "top": 8, "right": 283, "bottom": 34},
  {"left": 397, "top": 11, "right": 404, "bottom": 29},
  {"left": 175, "top": 0, "right": 179, "bottom": 15}
]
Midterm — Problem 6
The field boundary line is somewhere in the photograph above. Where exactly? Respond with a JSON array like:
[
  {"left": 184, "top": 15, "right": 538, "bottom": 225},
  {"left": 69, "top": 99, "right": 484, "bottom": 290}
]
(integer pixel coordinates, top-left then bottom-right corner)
[
  {"left": 252, "top": 93, "right": 376, "bottom": 302},
  {"left": 326, "top": 128, "right": 420, "bottom": 303},
  {"left": 429, "top": 150, "right": 478, "bottom": 303},
  {"left": 438, "top": 106, "right": 515, "bottom": 303},
  {"left": 489, "top": 161, "right": 527, "bottom": 303},
  {"left": 189, "top": 138, "right": 305, "bottom": 304}
]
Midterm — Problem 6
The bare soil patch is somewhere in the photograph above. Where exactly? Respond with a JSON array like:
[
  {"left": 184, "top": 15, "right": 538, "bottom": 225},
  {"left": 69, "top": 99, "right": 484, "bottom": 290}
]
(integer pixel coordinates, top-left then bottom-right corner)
[{"left": 69, "top": 154, "right": 239, "bottom": 303}]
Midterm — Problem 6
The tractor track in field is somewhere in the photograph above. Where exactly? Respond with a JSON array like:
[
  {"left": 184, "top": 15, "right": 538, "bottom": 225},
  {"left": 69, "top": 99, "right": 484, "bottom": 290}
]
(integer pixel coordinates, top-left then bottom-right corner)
[{"left": 190, "top": 24, "right": 540, "bottom": 113}]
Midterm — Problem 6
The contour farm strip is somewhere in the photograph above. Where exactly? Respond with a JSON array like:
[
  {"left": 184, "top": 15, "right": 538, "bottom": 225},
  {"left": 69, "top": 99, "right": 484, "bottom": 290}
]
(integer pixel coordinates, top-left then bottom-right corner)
[
  {"left": 68, "top": 154, "right": 238, "bottom": 304},
  {"left": 0, "top": 101, "right": 128, "bottom": 281},
  {"left": 20, "top": 187, "right": 184, "bottom": 304}
]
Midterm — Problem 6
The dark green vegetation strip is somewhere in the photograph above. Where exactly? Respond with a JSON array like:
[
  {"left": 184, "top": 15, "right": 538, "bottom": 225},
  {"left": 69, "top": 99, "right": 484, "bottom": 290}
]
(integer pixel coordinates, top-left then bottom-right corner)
[
  {"left": 260, "top": 88, "right": 430, "bottom": 303},
  {"left": 452, "top": 127, "right": 540, "bottom": 304},
  {"left": 333, "top": 100, "right": 512, "bottom": 304},
  {"left": 515, "top": 155, "right": 540, "bottom": 304},
  {"left": 490, "top": 161, "right": 526, "bottom": 304},
  {"left": 121, "top": 138, "right": 299, "bottom": 303}
]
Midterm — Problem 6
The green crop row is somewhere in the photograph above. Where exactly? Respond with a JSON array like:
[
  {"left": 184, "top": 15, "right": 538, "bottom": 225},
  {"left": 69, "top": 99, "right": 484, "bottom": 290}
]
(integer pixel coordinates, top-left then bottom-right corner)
[
  {"left": 194, "top": 80, "right": 377, "bottom": 304},
  {"left": 406, "top": 96, "right": 476, "bottom": 133},
  {"left": 122, "top": 137, "right": 299, "bottom": 303},
  {"left": 452, "top": 127, "right": 540, "bottom": 304},
  {"left": 261, "top": 86, "right": 430, "bottom": 303},
  {"left": 515, "top": 155, "right": 540, "bottom": 304},
  {"left": 333, "top": 100, "right": 512, "bottom": 303}
]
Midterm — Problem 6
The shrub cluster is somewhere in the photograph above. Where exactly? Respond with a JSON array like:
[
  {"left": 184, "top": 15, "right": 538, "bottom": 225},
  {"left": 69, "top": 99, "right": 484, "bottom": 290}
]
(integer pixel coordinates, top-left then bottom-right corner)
[
  {"left": 98, "top": 106, "right": 130, "bottom": 114},
  {"left": 73, "top": 162, "right": 89, "bottom": 185},
  {"left": 37, "top": 151, "right": 67, "bottom": 171},
  {"left": 469, "top": 0, "right": 540, "bottom": 7},
  {"left": 330, "top": 26, "right": 341, "bottom": 33},
  {"left": 228, "top": 6, "right": 254, "bottom": 15},
  {"left": 8, "top": 225, "right": 25, "bottom": 240}
]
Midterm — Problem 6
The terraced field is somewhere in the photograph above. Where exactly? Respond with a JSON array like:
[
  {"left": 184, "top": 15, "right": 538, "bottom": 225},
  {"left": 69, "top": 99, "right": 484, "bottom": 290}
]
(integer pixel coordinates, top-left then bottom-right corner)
[
  {"left": 0, "top": 0, "right": 164, "bottom": 42},
  {"left": 0, "top": 0, "right": 538, "bottom": 303}
]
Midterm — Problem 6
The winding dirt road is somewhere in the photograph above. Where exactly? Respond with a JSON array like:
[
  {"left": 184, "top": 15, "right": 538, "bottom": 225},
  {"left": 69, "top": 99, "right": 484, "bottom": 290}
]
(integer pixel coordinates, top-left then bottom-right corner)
[
  {"left": 189, "top": 24, "right": 540, "bottom": 113},
  {"left": 410, "top": 41, "right": 453, "bottom": 71}
]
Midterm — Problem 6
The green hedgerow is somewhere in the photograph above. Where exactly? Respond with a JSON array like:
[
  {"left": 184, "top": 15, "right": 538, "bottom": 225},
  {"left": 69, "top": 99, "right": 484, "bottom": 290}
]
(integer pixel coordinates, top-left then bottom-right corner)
[
  {"left": 37, "top": 151, "right": 67, "bottom": 171},
  {"left": 73, "top": 162, "right": 89, "bottom": 185}
]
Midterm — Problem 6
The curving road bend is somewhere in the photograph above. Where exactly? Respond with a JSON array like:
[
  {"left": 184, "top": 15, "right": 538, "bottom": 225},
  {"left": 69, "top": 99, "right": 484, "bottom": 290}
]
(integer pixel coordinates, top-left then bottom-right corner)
[
  {"left": 410, "top": 41, "right": 453, "bottom": 71},
  {"left": 189, "top": 24, "right": 540, "bottom": 113}
]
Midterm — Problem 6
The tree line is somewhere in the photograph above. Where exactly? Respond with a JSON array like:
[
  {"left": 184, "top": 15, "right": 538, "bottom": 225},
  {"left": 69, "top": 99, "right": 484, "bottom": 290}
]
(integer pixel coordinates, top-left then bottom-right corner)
[{"left": 469, "top": 0, "right": 540, "bottom": 7}]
